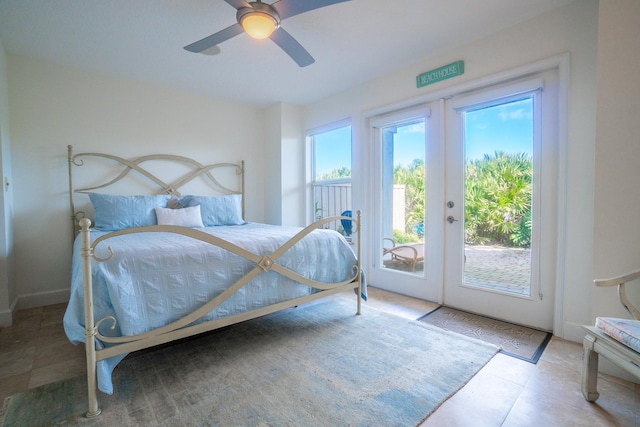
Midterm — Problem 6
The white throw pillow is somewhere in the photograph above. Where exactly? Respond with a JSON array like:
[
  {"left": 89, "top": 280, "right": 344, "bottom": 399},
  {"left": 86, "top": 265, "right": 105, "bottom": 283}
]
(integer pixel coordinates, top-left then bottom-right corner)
[{"left": 155, "top": 205, "right": 204, "bottom": 228}]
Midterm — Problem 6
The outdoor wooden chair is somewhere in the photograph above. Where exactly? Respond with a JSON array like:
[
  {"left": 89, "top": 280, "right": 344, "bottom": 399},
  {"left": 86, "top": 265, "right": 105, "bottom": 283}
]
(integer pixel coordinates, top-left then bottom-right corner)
[
  {"left": 382, "top": 238, "right": 424, "bottom": 271},
  {"left": 581, "top": 269, "right": 640, "bottom": 402}
]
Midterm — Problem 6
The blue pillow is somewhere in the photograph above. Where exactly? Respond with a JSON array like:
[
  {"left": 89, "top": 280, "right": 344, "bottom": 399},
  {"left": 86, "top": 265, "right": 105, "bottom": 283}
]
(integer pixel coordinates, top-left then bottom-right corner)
[
  {"left": 89, "top": 193, "right": 171, "bottom": 231},
  {"left": 180, "top": 194, "right": 245, "bottom": 226}
]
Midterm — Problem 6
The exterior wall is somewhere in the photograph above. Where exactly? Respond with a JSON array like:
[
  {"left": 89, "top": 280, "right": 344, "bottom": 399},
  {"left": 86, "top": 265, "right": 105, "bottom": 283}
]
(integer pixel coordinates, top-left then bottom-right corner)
[
  {"left": 7, "top": 55, "right": 265, "bottom": 309},
  {"left": 392, "top": 185, "right": 406, "bottom": 233}
]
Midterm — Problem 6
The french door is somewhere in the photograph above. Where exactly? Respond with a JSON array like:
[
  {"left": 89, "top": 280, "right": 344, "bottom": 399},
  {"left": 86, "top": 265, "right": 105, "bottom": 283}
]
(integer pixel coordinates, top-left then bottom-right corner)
[
  {"left": 443, "top": 73, "right": 558, "bottom": 330},
  {"left": 370, "top": 105, "right": 443, "bottom": 302},
  {"left": 369, "top": 69, "right": 559, "bottom": 330}
]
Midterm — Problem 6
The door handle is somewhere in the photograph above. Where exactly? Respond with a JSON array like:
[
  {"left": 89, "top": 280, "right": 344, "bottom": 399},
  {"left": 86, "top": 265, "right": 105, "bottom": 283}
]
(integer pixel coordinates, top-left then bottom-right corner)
[{"left": 446, "top": 216, "right": 459, "bottom": 224}]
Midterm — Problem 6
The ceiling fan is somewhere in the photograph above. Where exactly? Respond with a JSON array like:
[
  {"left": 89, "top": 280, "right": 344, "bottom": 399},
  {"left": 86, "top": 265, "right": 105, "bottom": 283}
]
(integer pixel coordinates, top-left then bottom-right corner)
[{"left": 184, "top": 0, "right": 351, "bottom": 67}]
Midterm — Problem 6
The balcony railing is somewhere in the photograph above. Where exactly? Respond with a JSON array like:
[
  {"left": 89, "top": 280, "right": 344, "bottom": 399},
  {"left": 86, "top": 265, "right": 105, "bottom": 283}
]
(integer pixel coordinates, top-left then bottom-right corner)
[{"left": 313, "top": 180, "right": 352, "bottom": 235}]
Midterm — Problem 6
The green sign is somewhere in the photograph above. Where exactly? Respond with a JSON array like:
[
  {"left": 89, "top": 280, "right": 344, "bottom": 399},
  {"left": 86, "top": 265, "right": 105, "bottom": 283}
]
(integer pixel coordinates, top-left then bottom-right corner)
[{"left": 416, "top": 61, "right": 464, "bottom": 88}]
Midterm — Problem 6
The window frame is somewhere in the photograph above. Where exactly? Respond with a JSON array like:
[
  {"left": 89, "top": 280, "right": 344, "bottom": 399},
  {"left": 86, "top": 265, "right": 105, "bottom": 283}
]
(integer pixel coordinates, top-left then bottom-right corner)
[{"left": 306, "top": 119, "right": 353, "bottom": 227}]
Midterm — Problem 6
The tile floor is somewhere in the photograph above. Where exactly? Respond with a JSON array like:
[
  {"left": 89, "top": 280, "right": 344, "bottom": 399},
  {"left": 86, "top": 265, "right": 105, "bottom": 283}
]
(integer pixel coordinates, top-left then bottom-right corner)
[{"left": 1, "top": 287, "right": 638, "bottom": 426}]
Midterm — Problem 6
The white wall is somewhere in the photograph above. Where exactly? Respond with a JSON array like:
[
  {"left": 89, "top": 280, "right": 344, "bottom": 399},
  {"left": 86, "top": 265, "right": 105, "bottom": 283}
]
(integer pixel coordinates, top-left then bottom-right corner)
[
  {"left": 264, "top": 102, "right": 305, "bottom": 227},
  {"left": 280, "top": 103, "right": 305, "bottom": 227},
  {"left": 303, "top": 0, "right": 599, "bottom": 339},
  {"left": 0, "top": 40, "right": 16, "bottom": 326},
  {"left": 593, "top": 0, "right": 640, "bottom": 317},
  {"left": 7, "top": 55, "right": 266, "bottom": 309},
  {"left": 264, "top": 103, "right": 282, "bottom": 225}
]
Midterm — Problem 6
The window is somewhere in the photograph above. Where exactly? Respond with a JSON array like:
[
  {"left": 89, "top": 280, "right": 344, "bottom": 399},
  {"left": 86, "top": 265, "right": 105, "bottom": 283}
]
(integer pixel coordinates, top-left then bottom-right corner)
[{"left": 308, "top": 123, "right": 352, "bottom": 234}]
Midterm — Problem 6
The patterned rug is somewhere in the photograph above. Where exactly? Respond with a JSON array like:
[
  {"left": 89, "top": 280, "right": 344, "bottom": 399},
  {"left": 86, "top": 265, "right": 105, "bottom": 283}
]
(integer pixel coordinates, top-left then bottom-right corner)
[
  {"left": 419, "top": 306, "right": 551, "bottom": 363},
  {"left": 1, "top": 298, "right": 498, "bottom": 427}
]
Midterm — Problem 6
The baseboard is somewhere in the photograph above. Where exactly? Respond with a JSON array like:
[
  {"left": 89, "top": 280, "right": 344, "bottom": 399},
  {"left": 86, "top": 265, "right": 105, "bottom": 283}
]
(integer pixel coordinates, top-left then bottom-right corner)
[
  {"left": 0, "top": 297, "right": 18, "bottom": 327},
  {"left": 17, "top": 288, "right": 70, "bottom": 311},
  {"left": 561, "top": 321, "right": 586, "bottom": 343},
  {"left": 0, "top": 290, "right": 69, "bottom": 326}
]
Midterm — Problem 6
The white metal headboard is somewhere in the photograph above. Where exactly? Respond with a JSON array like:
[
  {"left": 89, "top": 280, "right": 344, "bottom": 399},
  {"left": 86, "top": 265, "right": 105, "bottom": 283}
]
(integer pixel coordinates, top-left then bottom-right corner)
[{"left": 67, "top": 145, "right": 245, "bottom": 240}]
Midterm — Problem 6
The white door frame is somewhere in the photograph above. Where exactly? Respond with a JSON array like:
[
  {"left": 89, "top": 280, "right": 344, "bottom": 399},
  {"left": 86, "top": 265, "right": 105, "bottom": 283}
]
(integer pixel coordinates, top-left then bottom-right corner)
[
  {"left": 368, "top": 105, "right": 443, "bottom": 302},
  {"left": 364, "top": 53, "right": 569, "bottom": 335},
  {"left": 443, "top": 74, "right": 556, "bottom": 331}
]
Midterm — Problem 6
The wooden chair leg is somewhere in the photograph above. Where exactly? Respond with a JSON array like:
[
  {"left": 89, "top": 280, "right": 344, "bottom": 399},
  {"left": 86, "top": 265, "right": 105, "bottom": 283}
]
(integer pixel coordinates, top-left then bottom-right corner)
[{"left": 581, "top": 334, "right": 600, "bottom": 402}]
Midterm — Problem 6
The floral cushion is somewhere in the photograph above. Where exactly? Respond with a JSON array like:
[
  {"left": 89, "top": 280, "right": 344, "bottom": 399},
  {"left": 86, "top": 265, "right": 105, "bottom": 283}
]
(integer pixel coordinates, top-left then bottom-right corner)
[{"left": 595, "top": 317, "right": 640, "bottom": 353}]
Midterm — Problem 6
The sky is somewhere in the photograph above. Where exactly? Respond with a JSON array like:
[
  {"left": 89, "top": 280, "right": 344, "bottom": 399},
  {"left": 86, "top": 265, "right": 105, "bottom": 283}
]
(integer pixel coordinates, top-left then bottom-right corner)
[
  {"left": 313, "top": 126, "right": 352, "bottom": 179},
  {"left": 464, "top": 98, "right": 533, "bottom": 161},
  {"left": 313, "top": 97, "right": 533, "bottom": 177}
]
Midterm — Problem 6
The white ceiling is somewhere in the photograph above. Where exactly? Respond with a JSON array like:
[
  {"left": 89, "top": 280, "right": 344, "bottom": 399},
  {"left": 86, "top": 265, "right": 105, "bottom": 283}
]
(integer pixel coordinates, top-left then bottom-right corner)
[{"left": 0, "top": 0, "right": 575, "bottom": 108}]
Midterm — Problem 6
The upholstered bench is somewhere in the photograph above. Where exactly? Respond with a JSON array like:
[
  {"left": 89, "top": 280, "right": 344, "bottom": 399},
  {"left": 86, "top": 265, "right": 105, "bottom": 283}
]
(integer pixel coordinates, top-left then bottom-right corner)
[{"left": 581, "top": 270, "right": 640, "bottom": 402}]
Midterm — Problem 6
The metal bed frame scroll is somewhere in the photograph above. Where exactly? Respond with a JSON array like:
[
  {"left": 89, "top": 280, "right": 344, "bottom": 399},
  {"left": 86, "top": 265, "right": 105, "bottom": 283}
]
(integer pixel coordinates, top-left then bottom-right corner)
[{"left": 67, "top": 146, "right": 363, "bottom": 417}]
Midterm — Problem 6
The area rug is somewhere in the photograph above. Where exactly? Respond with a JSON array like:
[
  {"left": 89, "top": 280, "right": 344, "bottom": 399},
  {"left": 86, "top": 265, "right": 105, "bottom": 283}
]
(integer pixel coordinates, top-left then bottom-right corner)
[
  {"left": 1, "top": 298, "right": 498, "bottom": 427},
  {"left": 419, "top": 306, "right": 551, "bottom": 363}
]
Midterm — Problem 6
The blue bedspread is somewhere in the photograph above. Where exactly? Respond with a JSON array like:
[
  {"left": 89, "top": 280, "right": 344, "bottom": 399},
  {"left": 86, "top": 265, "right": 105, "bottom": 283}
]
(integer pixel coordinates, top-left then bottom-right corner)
[{"left": 63, "top": 223, "right": 363, "bottom": 394}]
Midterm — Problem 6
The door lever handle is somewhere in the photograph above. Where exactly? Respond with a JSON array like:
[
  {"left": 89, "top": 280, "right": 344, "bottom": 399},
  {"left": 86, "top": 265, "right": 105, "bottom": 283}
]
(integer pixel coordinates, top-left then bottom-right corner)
[{"left": 446, "top": 216, "right": 459, "bottom": 224}]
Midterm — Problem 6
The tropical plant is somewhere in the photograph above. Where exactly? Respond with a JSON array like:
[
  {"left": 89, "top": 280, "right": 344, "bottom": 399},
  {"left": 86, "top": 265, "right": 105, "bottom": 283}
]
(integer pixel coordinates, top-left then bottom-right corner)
[
  {"left": 464, "top": 151, "right": 532, "bottom": 247},
  {"left": 318, "top": 166, "right": 351, "bottom": 181},
  {"left": 392, "top": 228, "right": 420, "bottom": 244},
  {"left": 320, "top": 150, "right": 532, "bottom": 248}
]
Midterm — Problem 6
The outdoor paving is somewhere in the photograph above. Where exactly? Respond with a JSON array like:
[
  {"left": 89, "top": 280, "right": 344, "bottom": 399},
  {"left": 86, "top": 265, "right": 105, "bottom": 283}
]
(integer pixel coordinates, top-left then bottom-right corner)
[
  {"left": 385, "top": 243, "right": 532, "bottom": 296},
  {"left": 464, "top": 244, "right": 531, "bottom": 296}
]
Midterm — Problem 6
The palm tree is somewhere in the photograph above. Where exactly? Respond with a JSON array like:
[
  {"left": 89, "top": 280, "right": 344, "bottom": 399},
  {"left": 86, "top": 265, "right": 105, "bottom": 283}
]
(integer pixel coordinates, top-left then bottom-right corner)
[
  {"left": 321, "top": 151, "right": 532, "bottom": 248},
  {"left": 465, "top": 151, "right": 532, "bottom": 247}
]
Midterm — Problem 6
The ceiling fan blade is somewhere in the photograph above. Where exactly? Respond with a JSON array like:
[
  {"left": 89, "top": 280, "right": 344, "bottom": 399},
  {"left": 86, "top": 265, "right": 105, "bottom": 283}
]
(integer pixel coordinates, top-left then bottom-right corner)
[
  {"left": 271, "top": 0, "right": 351, "bottom": 20},
  {"left": 269, "top": 27, "right": 314, "bottom": 67},
  {"left": 224, "top": 0, "right": 251, "bottom": 10},
  {"left": 184, "top": 23, "right": 244, "bottom": 53}
]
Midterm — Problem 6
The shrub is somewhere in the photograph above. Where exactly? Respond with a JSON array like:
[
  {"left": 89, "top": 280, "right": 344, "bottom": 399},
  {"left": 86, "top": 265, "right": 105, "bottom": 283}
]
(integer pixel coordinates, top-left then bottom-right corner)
[{"left": 464, "top": 151, "right": 532, "bottom": 247}]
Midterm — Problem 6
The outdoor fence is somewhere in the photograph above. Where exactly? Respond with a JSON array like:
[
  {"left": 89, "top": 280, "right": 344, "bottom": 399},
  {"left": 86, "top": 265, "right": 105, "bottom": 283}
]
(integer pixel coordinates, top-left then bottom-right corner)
[{"left": 313, "top": 181, "right": 351, "bottom": 234}]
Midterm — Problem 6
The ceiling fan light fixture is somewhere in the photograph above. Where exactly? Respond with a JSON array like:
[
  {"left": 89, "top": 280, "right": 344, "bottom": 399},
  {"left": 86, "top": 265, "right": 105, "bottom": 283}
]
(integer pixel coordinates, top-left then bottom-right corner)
[
  {"left": 237, "top": 2, "right": 281, "bottom": 40},
  {"left": 240, "top": 12, "right": 278, "bottom": 39},
  {"left": 186, "top": 0, "right": 346, "bottom": 66}
]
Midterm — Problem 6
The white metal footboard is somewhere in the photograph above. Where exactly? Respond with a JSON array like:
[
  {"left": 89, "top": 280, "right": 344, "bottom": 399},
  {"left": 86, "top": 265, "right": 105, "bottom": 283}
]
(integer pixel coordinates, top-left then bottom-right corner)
[{"left": 79, "top": 212, "right": 362, "bottom": 417}]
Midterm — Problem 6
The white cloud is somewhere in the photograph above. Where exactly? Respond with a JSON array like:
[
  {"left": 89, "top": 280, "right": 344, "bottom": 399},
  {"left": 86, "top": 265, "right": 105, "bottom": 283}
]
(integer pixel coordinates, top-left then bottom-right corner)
[
  {"left": 497, "top": 106, "right": 532, "bottom": 121},
  {"left": 399, "top": 122, "right": 425, "bottom": 134}
]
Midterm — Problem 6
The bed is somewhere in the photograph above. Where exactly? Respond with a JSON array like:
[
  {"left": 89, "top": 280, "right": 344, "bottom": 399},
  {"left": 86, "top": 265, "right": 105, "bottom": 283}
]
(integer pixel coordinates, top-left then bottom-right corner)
[{"left": 63, "top": 146, "right": 364, "bottom": 417}]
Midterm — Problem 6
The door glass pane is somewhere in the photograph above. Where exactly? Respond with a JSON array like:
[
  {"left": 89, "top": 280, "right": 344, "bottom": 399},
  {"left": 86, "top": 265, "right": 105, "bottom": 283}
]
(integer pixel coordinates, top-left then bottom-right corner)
[
  {"left": 381, "top": 121, "right": 425, "bottom": 274},
  {"left": 463, "top": 98, "right": 533, "bottom": 295}
]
